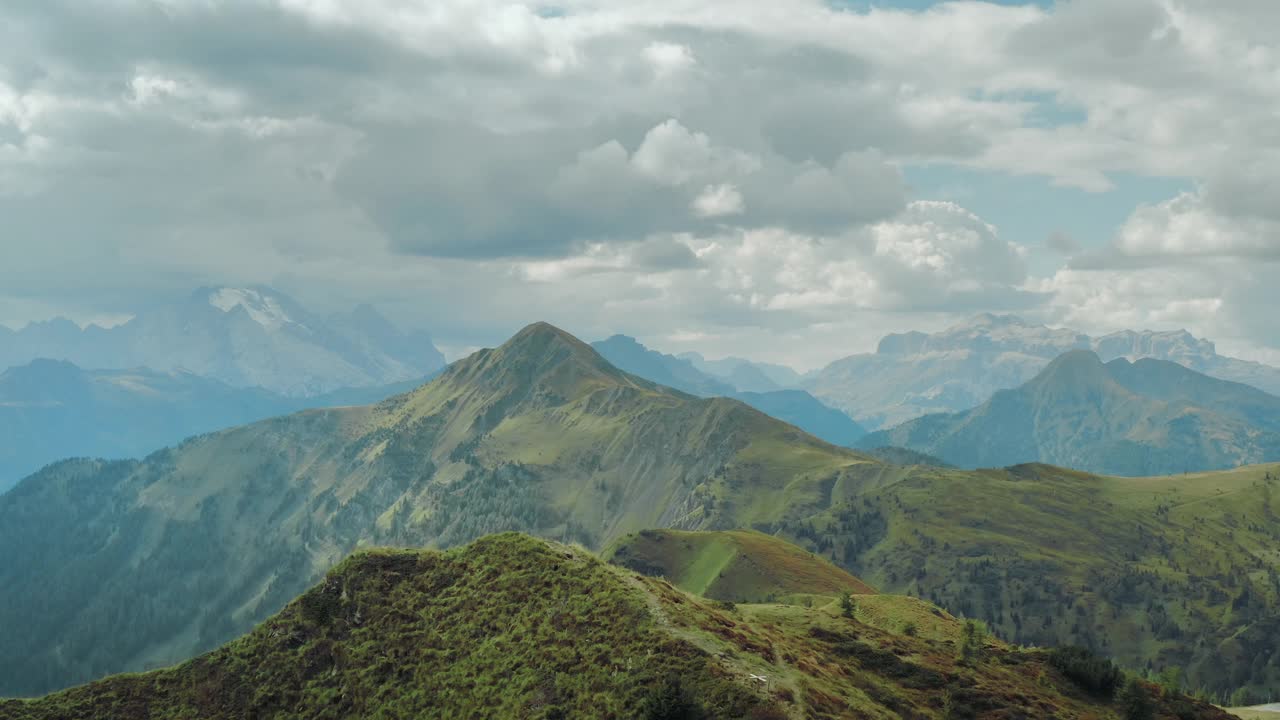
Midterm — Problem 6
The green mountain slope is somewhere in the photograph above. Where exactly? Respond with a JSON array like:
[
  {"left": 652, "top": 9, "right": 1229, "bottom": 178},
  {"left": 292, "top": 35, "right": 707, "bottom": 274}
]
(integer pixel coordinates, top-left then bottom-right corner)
[
  {"left": 859, "top": 350, "right": 1280, "bottom": 475},
  {"left": 0, "top": 322, "right": 879, "bottom": 696},
  {"left": 1, "top": 324, "right": 1277, "bottom": 702},
  {"left": 606, "top": 529, "right": 876, "bottom": 602},
  {"left": 1, "top": 534, "right": 1234, "bottom": 720}
]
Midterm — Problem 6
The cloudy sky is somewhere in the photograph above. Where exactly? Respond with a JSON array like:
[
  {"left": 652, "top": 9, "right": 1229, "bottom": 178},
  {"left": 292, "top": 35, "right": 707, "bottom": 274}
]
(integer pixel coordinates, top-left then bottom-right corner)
[{"left": 2, "top": 0, "right": 1277, "bottom": 368}]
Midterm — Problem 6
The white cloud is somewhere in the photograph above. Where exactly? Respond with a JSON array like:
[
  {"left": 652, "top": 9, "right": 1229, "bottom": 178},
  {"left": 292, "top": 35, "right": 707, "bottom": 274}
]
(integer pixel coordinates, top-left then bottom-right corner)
[
  {"left": 630, "top": 119, "right": 760, "bottom": 187},
  {"left": 1, "top": 0, "right": 1278, "bottom": 363},
  {"left": 691, "top": 183, "right": 743, "bottom": 218},
  {"left": 643, "top": 41, "right": 695, "bottom": 77}
]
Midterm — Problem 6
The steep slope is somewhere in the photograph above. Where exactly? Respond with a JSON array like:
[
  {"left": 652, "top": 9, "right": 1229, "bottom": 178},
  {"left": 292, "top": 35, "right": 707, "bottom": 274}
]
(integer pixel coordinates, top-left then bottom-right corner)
[
  {"left": 0, "top": 322, "right": 879, "bottom": 696},
  {"left": 607, "top": 529, "right": 875, "bottom": 601},
  {"left": 0, "top": 287, "right": 445, "bottom": 396},
  {"left": 2, "top": 534, "right": 1234, "bottom": 720},
  {"left": 0, "top": 360, "right": 433, "bottom": 493},
  {"left": 593, "top": 335, "right": 864, "bottom": 445},
  {"left": 806, "top": 314, "right": 1280, "bottom": 430},
  {"left": 2, "top": 324, "right": 1277, "bottom": 701},
  {"left": 859, "top": 350, "right": 1280, "bottom": 475}
]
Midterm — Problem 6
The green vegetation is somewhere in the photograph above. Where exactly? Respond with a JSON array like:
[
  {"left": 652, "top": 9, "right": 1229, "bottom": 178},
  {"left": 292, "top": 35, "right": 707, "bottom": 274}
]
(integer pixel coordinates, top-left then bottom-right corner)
[
  {"left": 0, "top": 534, "right": 1237, "bottom": 720},
  {"left": 605, "top": 529, "right": 875, "bottom": 603},
  {"left": 1050, "top": 646, "right": 1123, "bottom": 697},
  {"left": 1, "top": 323, "right": 1277, "bottom": 703}
]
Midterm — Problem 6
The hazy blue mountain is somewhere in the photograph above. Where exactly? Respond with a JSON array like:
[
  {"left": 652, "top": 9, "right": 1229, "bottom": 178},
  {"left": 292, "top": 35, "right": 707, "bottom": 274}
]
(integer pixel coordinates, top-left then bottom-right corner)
[
  {"left": 0, "top": 287, "right": 445, "bottom": 397},
  {"left": 593, "top": 335, "right": 863, "bottom": 444},
  {"left": 806, "top": 314, "right": 1280, "bottom": 430},
  {"left": 734, "top": 390, "right": 865, "bottom": 446},
  {"left": 0, "top": 359, "right": 436, "bottom": 493},
  {"left": 859, "top": 350, "right": 1280, "bottom": 475},
  {"left": 679, "top": 351, "right": 803, "bottom": 391},
  {"left": 591, "top": 335, "right": 736, "bottom": 396}
]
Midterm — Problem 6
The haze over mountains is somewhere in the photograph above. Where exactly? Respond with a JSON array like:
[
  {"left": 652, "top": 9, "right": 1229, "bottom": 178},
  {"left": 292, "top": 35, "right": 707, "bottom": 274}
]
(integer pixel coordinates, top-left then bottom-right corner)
[
  {"left": 2, "top": 323, "right": 1277, "bottom": 701},
  {"left": 0, "top": 287, "right": 446, "bottom": 397},
  {"left": 804, "top": 314, "right": 1280, "bottom": 430},
  {"left": 591, "top": 334, "right": 867, "bottom": 446},
  {"left": 0, "top": 360, "right": 430, "bottom": 493},
  {"left": 860, "top": 350, "right": 1280, "bottom": 476}
]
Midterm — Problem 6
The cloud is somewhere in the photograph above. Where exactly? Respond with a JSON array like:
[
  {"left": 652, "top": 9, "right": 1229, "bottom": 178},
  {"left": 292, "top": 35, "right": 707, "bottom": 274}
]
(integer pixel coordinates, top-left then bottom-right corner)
[
  {"left": 1, "top": 0, "right": 1278, "bottom": 364},
  {"left": 1046, "top": 231, "right": 1080, "bottom": 255},
  {"left": 643, "top": 41, "right": 695, "bottom": 77},
  {"left": 1042, "top": 190, "right": 1280, "bottom": 356},
  {"left": 692, "top": 184, "right": 744, "bottom": 218}
]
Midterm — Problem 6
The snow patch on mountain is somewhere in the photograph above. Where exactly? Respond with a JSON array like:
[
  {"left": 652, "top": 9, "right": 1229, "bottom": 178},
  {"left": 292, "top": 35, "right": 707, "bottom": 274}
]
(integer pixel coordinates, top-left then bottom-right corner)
[{"left": 207, "top": 288, "right": 296, "bottom": 329}]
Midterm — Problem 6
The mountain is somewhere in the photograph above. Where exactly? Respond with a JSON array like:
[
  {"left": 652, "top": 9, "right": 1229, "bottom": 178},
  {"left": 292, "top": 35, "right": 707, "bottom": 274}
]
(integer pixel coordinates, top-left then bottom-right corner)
[
  {"left": 591, "top": 335, "right": 737, "bottom": 396},
  {"left": 0, "top": 359, "right": 435, "bottom": 494},
  {"left": 0, "top": 322, "right": 878, "bottom": 696},
  {"left": 0, "top": 287, "right": 446, "bottom": 397},
  {"left": 4, "top": 533, "right": 1234, "bottom": 720},
  {"left": 606, "top": 528, "right": 875, "bottom": 602},
  {"left": 593, "top": 335, "right": 864, "bottom": 445},
  {"left": 680, "top": 352, "right": 804, "bottom": 392},
  {"left": 733, "top": 390, "right": 865, "bottom": 446},
  {"left": 0, "top": 323, "right": 1277, "bottom": 700},
  {"left": 806, "top": 314, "right": 1280, "bottom": 430},
  {"left": 859, "top": 350, "right": 1280, "bottom": 475}
]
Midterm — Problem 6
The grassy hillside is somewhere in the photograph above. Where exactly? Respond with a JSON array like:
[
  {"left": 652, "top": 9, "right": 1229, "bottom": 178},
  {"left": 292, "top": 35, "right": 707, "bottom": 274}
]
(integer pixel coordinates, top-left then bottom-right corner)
[
  {"left": 859, "top": 350, "right": 1280, "bottom": 476},
  {"left": 1, "top": 323, "right": 1277, "bottom": 702},
  {"left": 606, "top": 529, "right": 875, "bottom": 603},
  {"left": 779, "top": 462, "right": 1280, "bottom": 702},
  {"left": 0, "top": 534, "right": 1235, "bottom": 720},
  {"left": 0, "top": 323, "right": 878, "bottom": 696}
]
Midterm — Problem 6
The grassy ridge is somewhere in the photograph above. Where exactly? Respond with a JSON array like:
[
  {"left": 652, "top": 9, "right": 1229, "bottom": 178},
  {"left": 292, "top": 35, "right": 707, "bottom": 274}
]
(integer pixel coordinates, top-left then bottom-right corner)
[
  {"left": 0, "top": 534, "right": 1236, "bottom": 720},
  {"left": 786, "top": 462, "right": 1280, "bottom": 699},
  {"left": 606, "top": 529, "right": 875, "bottom": 602}
]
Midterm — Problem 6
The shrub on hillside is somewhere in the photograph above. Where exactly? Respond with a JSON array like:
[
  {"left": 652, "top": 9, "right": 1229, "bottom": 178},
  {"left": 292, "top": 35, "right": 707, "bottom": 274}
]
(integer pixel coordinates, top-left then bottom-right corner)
[
  {"left": 640, "top": 675, "right": 708, "bottom": 720},
  {"left": 1049, "top": 646, "right": 1123, "bottom": 697},
  {"left": 1118, "top": 677, "right": 1154, "bottom": 720}
]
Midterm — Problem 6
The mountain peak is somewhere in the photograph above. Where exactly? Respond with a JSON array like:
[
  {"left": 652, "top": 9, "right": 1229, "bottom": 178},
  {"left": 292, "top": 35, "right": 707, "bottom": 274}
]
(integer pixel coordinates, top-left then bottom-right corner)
[
  {"left": 439, "top": 322, "right": 644, "bottom": 405},
  {"left": 508, "top": 321, "right": 597, "bottom": 352},
  {"left": 198, "top": 286, "right": 302, "bottom": 330},
  {"left": 1032, "top": 349, "right": 1109, "bottom": 386}
]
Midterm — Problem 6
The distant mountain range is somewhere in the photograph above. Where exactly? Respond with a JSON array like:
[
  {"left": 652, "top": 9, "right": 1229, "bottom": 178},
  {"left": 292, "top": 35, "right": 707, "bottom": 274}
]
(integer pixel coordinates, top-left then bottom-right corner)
[
  {"left": 0, "top": 287, "right": 446, "bottom": 397},
  {"left": 1, "top": 323, "right": 1277, "bottom": 698},
  {"left": 859, "top": 350, "right": 1280, "bottom": 476},
  {"left": 679, "top": 351, "right": 803, "bottom": 392},
  {"left": 0, "top": 359, "right": 432, "bottom": 493},
  {"left": 592, "top": 334, "right": 865, "bottom": 445},
  {"left": 805, "top": 314, "right": 1280, "bottom": 430}
]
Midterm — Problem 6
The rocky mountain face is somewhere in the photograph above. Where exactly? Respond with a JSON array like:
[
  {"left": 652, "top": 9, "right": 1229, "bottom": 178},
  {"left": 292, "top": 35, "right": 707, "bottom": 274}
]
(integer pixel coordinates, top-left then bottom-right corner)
[
  {"left": 806, "top": 314, "right": 1280, "bottom": 430},
  {"left": 0, "top": 287, "right": 445, "bottom": 397},
  {"left": 0, "top": 359, "right": 431, "bottom": 493},
  {"left": 592, "top": 335, "right": 865, "bottom": 445},
  {"left": 1, "top": 324, "right": 1276, "bottom": 700},
  {"left": 859, "top": 350, "right": 1280, "bottom": 475}
]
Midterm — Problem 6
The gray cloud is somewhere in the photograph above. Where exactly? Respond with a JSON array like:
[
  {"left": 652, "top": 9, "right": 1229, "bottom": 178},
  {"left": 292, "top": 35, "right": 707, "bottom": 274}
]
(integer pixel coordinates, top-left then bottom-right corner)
[{"left": 1, "top": 0, "right": 1278, "bottom": 365}]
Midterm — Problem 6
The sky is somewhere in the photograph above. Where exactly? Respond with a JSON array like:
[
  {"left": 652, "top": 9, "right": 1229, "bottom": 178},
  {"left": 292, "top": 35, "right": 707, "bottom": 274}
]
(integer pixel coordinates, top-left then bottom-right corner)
[{"left": 1, "top": 0, "right": 1278, "bottom": 369}]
